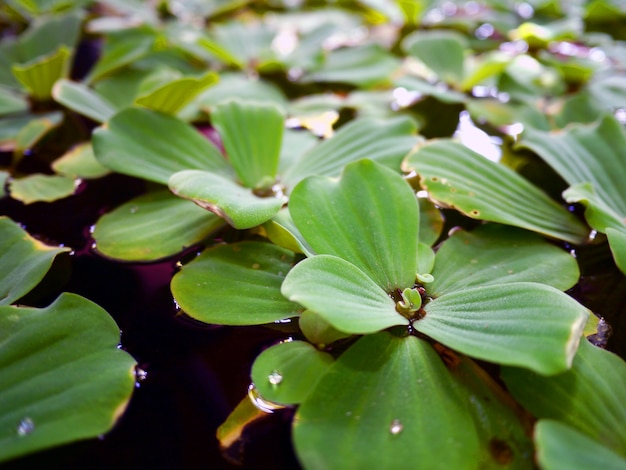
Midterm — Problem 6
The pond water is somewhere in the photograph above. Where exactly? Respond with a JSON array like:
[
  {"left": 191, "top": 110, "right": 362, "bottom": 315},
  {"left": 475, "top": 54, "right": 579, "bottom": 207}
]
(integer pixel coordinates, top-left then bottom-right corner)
[{"left": 1, "top": 174, "right": 300, "bottom": 469}]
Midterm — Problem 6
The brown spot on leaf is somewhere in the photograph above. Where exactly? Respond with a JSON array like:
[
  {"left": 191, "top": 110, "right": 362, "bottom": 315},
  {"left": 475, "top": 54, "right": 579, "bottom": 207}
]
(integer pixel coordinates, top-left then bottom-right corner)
[
  {"left": 432, "top": 343, "right": 461, "bottom": 369},
  {"left": 489, "top": 438, "right": 514, "bottom": 465}
]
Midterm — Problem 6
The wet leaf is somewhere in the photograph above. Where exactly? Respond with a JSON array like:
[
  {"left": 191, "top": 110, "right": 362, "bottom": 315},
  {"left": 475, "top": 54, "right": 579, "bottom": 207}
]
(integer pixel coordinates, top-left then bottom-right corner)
[
  {"left": 92, "top": 107, "right": 232, "bottom": 185},
  {"left": 168, "top": 170, "right": 285, "bottom": 229},
  {"left": 0, "top": 217, "right": 70, "bottom": 306},
  {"left": 416, "top": 282, "right": 589, "bottom": 374},
  {"left": 535, "top": 420, "right": 626, "bottom": 470},
  {"left": 9, "top": 174, "right": 76, "bottom": 204},
  {"left": 171, "top": 241, "right": 300, "bottom": 325},
  {"left": 403, "top": 139, "right": 590, "bottom": 244},
  {"left": 93, "top": 190, "right": 225, "bottom": 262},
  {"left": 293, "top": 333, "right": 481, "bottom": 469},
  {"left": 430, "top": 224, "right": 580, "bottom": 295},
  {"left": 289, "top": 160, "right": 419, "bottom": 291},
  {"left": 0, "top": 293, "right": 136, "bottom": 463},
  {"left": 251, "top": 340, "right": 333, "bottom": 405},
  {"left": 281, "top": 255, "right": 405, "bottom": 335},
  {"left": 502, "top": 339, "right": 626, "bottom": 456}
]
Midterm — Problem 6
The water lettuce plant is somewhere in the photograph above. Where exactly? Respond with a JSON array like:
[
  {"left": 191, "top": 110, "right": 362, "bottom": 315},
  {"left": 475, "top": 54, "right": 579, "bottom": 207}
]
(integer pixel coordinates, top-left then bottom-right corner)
[{"left": 2, "top": 0, "right": 626, "bottom": 468}]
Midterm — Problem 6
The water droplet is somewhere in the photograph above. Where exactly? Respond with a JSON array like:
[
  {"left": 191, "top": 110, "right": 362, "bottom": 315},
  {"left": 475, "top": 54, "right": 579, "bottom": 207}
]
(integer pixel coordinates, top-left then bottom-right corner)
[
  {"left": 17, "top": 418, "right": 34, "bottom": 436},
  {"left": 389, "top": 419, "right": 403, "bottom": 435},
  {"left": 516, "top": 2, "right": 534, "bottom": 19},
  {"left": 135, "top": 366, "right": 148, "bottom": 386},
  {"left": 587, "top": 229, "right": 598, "bottom": 243},
  {"left": 268, "top": 370, "right": 283, "bottom": 385},
  {"left": 247, "top": 384, "right": 286, "bottom": 414},
  {"left": 475, "top": 23, "right": 494, "bottom": 40}
]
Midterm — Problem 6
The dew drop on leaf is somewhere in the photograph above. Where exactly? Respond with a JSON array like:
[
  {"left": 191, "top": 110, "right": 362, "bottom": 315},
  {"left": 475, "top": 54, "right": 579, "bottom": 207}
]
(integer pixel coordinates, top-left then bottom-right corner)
[
  {"left": 17, "top": 417, "right": 34, "bottom": 436},
  {"left": 268, "top": 370, "right": 283, "bottom": 385},
  {"left": 389, "top": 419, "right": 403, "bottom": 435}
]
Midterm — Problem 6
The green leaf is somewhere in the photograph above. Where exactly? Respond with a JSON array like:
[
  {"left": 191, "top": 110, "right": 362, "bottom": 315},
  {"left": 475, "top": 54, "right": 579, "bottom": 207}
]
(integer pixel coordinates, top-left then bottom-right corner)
[
  {"left": 562, "top": 182, "right": 626, "bottom": 274},
  {"left": 12, "top": 46, "right": 71, "bottom": 100},
  {"left": 302, "top": 43, "right": 401, "bottom": 87},
  {"left": 418, "top": 197, "right": 444, "bottom": 246},
  {"left": 51, "top": 142, "right": 110, "bottom": 179},
  {"left": 535, "top": 420, "right": 626, "bottom": 470},
  {"left": 0, "top": 217, "right": 69, "bottom": 306},
  {"left": 86, "top": 27, "right": 156, "bottom": 83},
  {"left": 14, "top": 111, "right": 63, "bottom": 156},
  {"left": 403, "top": 140, "right": 590, "bottom": 244},
  {"left": 402, "top": 30, "right": 467, "bottom": 85},
  {"left": 607, "top": 227, "right": 626, "bottom": 275},
  {"left": 446, "top": 355, "right": 535, "bottom": 468},
  {"left": 281, "top": 255, "right": 405, "bottom": 335},
  {"left": 14, "top": 10, "right": 82, "bottom": 61},
  {"left": 563, "top": 182, "right": 624, "bottom": 232},
  {"left": 168, "top": 170, "right": 284, "bottom": 229},
  {"left": 52, "top": 79, "right": 118, "bottom": 123},
  {"left": 416, "top": 283, "right": 589, "bottom": 374},
  {"left": 251, "top": 340, "right": 333, "bottom": 405},
  {"left": 211, "top": 100, "right": 284, "bottom": 189},
  {"left": 502, "top": 339, "right": 626, "bottom": 455},
  {"left": 134, "top": 72, "right": 218, "bottom": 115},
  {"left": 293, "top": 333, "right": 481, "bottom": 469},
  {"left": 9, "top": 174, "right": 76, "bottom": 204},
  {"left": 93, "top": 190, "right": 225, "bottom": 262},
  {"left": 0, "top": 86, "right": 28, "bottom": 115},
  {"left": 0, "top": 293, "right": 136, "bottom": 463},
  {"left": 430, "top": 224, "right": 580, "bottom": 296},
  {"left": 264, "top": 207, "right": 315, "bottom": 256},
  {"left": 393, "top": 76, "right": 467, "bottom": 104},
  {"left": 92, "top": 107, "right": 232, "bottom": 185},
  {"left": 297, "top": 310, "right": 352, "bottom": 349},
  {"left": 195, "top": 73, "right": 287, "bottom": 109},
  {"left": 171, "top": 241, "right": 300, "bottom": 326},
  {"left": 282, "top": 115, "right": 418, "bottom": 188},
  {"left": 518, "top": 114, "right": 626, "bottom": 218},
  {"left": 0, "top": 172, "right": 8, "bottom": 198},
  {"left": 289, "top": 160, "right": 419, "bottom": 291}
]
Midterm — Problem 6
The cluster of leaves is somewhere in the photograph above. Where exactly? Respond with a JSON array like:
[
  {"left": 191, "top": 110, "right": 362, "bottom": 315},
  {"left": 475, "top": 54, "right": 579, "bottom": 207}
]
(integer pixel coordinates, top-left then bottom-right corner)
[{"left": 2, "top": 0, "right": 626, "bottom": 468}]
